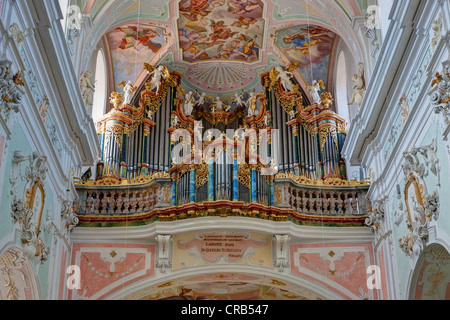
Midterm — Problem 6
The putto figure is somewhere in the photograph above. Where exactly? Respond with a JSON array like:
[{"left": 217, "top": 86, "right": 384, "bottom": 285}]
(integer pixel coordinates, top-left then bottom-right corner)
[
  {"left": 79, "top": 71, "right": 95, "bottom": 107},
  {"left": 143, "top": 63, "right": 177, "bottom": 93}
]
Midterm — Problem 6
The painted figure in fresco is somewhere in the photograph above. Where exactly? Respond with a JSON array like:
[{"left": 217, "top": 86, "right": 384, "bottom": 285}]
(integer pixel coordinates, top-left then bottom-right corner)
[
  {"left": 79, "top": 71, "right": 95, "bottom": 107},
  {"left": 213, "top": 40, "right": 240, "bottom": 59},
  {"left": 209, "top": 20, "right": 238, "bottom": 43},
  {"left": 231, "top": 35, "right": 259, "bottom": 61},
  {"left": 179, "top": 28, "right": 213, "bottom": 60},
  {"left": 179, "top": 0, "right": 211, "bottom": 21},
  {"left": 307, "top": 80, "right": 325, "bottom": 105},
  {"left": 227, "top": 0, "right": 262, "bottom": 14},
  {"left": 283, "top": 33, "right": 324, "bottom": 55},
  {"left": 231, "top": 16, "right": 260, "bottom": 30},
  {"left": 117, "top": 26, "right": 162, "bottom": 53}
]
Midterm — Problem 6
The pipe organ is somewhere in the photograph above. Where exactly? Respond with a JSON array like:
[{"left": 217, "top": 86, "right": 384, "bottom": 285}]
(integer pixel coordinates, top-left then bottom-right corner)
[{"left": 77, "top": 63, "right": 368, "bottom": 223}]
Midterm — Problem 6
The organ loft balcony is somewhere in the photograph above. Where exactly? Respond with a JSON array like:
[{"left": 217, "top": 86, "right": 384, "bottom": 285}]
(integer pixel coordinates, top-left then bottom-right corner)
[{"left": 73, "top": 63, "right": 371, "bottom": 228}]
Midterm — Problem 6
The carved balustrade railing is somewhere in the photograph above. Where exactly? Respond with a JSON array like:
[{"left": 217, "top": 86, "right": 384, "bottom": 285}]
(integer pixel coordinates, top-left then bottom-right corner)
[
  {"left": 273, "top": 174, "right": 370, "bottom": 219},
  {"left": 74, "top": 171, "right": 370, "bottom": 227},
  {"left": 75, "top": 174, "right": 172, "bottom": 217}
]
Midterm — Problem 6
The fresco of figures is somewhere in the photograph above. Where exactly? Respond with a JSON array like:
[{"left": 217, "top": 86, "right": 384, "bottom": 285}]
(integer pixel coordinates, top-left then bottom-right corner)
[
  {"left": 275, "top": 25, "right": 336, "bottom": 89},
  {"left": 178, "top": 0, "right": 265, "bottom": 63},
  {"left": 107, "top": 23, "right": 167, "bottom": 91}
]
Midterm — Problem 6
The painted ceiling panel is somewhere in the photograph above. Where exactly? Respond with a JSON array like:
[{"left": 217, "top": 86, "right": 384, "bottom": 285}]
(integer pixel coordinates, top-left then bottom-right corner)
[{"left": 83, "top": 0, "right": 364, "bottom": 96}]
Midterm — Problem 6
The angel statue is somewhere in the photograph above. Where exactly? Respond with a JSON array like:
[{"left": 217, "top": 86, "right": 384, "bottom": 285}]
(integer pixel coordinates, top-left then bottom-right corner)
[
  {"left": 270, "top": 61, "right": 299, "bottom": 92},
  {"left": 143, "top": 63, "right": 177, "bottom": 93},
  {"left": 349, "top": 63, "right": 366, "bottom": 108},
  {"left": 246, "top": 90, "right": 264, "bottom": 117},
  {"left": 183, "top": 91, "right": 195, "bottom": 116},
  {"left": 212, "top": 96, "right": 225, "bottom": 111},
  {"left": 307, "top": 80, "right": 325, "bottom": 105},
  {"left": 79, "top": 71, "right": 95, "bottom": 107},
  {"left": 119, "top": 80, "right": 135, "bottom": 105},
  {"left": 194, "top": 90, "right": 209, "bottom": 106}
]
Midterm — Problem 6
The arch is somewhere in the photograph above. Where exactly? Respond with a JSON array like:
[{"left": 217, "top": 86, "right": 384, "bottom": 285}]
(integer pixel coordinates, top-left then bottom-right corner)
[
  {"left": 106, "top": 266, "right": 346, "bottom": 300},
  {"left": 335, "top": 50, "right": 350, "bottom": 125},
  {"left": 408, "top": 243, "right": 450, "bottom": 300},
  {"left": 0, "top": 246, "right": 41, "bottom": 300},
  {"left": 92, "top": 49, "right": 107, "bottom": 122}
]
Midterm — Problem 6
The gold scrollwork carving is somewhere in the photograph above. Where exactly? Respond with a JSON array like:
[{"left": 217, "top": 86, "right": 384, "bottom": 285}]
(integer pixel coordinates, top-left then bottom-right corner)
[{"left": 195, "top": 163, "right": 208, "bottom": 189}]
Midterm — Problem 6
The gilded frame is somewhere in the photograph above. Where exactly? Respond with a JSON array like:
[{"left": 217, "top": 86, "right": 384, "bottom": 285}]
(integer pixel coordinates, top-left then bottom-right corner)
[{"left": 404, "top": 173, "right": 425, "bottom": 231}]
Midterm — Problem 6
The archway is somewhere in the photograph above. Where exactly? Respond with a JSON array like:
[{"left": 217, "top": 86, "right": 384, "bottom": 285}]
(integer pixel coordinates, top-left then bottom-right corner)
[
  {"left": 110, "top": 266, "right": 346, "bottom": 300},
  {"left": 0, "top": 247, "right": 41, "bottom": 300},
  {"left": 408, "top": 243, "right": 450, "bottom": 300}
]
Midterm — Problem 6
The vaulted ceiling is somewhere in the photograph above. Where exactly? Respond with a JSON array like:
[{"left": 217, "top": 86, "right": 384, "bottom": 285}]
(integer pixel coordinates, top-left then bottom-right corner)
[{"left": 77, "top": 0, "right": 369, "bottom": 100}]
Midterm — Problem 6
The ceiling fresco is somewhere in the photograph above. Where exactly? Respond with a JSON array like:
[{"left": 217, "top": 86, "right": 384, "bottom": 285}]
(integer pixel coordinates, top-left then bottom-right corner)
[
  {"left": 274, "top": 25, "right": 337, "bottom": 89},
  {"left": 177, "top": 0, "right": 265, "bottom": 64},
  {"left": 106, "top": 23, "right": 168, "bottom": 91},
  {"left": 79, "top": 0, "right": 367, "bottom": 101}
]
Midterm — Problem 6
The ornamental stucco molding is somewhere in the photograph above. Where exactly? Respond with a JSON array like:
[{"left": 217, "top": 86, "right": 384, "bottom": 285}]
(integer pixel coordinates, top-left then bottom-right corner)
[
  {"left": 0, "top": 59, "right": 25, "bottom": 124},
  {"left": 365, "top": 199, "right": 386, "bottom": 241},
  {"left": 432, "top": 63, "right": 450, "bottom": 141},
  {"left": 155, "top": 235, "right": 172, "bottom": 273},
  {"left": 395, "top": 141, "right": 441, "bottom": 259},
  {"left": 9, "top": 151, "right": 50, "bottom": 264}
]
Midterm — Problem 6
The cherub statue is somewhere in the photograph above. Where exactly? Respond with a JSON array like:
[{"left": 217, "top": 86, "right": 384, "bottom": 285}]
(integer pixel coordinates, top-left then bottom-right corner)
[
  {"left": 270, "top": 62, "right": 298, "bottom": 92},
  {"left": 194, "top": 90, "right": 209, "bottom": 106},
  {"left": 349, "top": 63, "right": 366, "bottom": 108},
  {"left": 212, "top": 96, "right": 225, "bottom": 111},
  {"left": 119, "top": 80, "right": 135, "bottom": 105},
  {"left": 79, "top": 71, "right": 95, "bottom": 106},
  {"left": 143, "top": 63, "right": 176, "bottom": 93},
  {"left": 307, "top": 80, "right": 325, "bottom": 105},
  {"left": 232, "top": 90, "right": 246, "bottom": 106}
]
